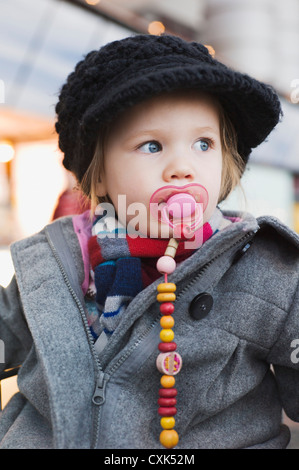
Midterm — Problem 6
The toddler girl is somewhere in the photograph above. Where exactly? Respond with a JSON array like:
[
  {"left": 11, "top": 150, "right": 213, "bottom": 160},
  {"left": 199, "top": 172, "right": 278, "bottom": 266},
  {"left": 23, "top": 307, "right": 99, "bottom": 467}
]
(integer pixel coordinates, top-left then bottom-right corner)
[{"left": 0, "top": 34, "right": 298, "bottom": 449}]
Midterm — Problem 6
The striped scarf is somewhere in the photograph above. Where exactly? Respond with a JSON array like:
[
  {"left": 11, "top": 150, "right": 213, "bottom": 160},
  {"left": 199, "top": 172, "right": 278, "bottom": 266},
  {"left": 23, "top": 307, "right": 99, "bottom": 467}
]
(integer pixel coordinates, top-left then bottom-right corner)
[{"left": 87, "top": 208, "right": 231, "bottom": 340}]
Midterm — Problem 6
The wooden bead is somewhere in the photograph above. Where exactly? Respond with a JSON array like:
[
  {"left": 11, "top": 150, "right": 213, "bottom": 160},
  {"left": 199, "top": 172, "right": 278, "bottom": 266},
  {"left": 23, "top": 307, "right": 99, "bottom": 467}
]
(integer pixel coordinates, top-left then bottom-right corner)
[
  {"left": 160, "top": 302, "right": 175, "bottom": 315},
  {"left": 156, "top": 256, "right": 176, "bottom": 275},
  {"left": 156, "top": 352, "right": 182, "bottom": 375},
  {"left": 160, "top": 429, "right": 179, "bottom": 449},
  {"left": 157, "top": 283, "right": 176, "bottom": 293},
  {"left": 160, "top": 375, "right": 175, "bottom": 388},
  {"left": 158, "top": 397, "right": 177, "bottom": 406},
  {"left": 160, "top": 329, "right": 174, "bottom": 342},
  {"left": 157, "top": 292, "right": 176, "bottom": 302},
  {"left": 158, "top": 406, "right": 177, "bottom": 417},
  {"left": 160, "top": 315, "right": 174, "bottom": 329},
  {"left": 164, "top": 238, "right": 179, "bottom": 258},
  {"left": 159, "top": 388, "right": 177, "bottom": 398},
  {"left": 160, "top": 416, "right": 175, "bottom": 430}
]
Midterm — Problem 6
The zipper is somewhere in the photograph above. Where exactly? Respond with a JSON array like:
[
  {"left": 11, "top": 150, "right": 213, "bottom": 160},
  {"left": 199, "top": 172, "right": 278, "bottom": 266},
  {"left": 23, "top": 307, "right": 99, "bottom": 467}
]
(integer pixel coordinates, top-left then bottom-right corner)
[
  {"left": 46, "top": 232, "right": 106, "bottom": 448},
  {"left": 92, "top": 370, "right": 109, "bottom": 405},
  {"left": 104, "top": 317, "right": 161, "bottom": 378}
]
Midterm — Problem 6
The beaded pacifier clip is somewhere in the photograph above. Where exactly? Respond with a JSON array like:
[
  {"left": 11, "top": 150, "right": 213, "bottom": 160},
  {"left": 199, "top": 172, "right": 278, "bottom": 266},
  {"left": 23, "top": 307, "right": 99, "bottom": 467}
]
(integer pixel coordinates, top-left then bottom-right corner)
[
  {"left": 150, "top": 184, "right": 208, "bottom": 448},
  {"left": 156, "top": 237, "right": 180, "bottom": 449}
]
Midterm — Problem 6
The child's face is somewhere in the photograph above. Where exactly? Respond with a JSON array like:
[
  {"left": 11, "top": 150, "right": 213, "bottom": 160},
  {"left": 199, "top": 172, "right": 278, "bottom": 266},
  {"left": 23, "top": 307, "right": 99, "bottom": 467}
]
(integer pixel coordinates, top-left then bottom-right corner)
[{"left": 96, "top": 90, "right": 223, "bottom": 238}]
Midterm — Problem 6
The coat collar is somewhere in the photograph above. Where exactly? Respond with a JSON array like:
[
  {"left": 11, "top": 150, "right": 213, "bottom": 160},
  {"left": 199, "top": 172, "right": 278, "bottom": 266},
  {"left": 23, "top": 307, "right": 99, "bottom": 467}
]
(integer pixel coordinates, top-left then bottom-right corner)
[{"left": 256, "top": 214, "right": 299, "bottom": 248}]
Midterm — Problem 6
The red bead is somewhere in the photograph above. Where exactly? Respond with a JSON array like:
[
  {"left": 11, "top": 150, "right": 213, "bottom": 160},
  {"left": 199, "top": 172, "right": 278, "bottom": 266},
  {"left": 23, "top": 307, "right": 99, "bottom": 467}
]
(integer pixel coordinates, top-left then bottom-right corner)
[
  {"left": 160, "top": 303, "right": 175, "bottom": 315},
  {"left": 158, "top": 398, "right": 177, "bottom": 406},
  {"left": 158, "top": 342, "right": 177, "bottom": 352},
  {"left": 158, "top": 406, "right": 177, "bottom": 417},
  {"left": 159, "top": 388, "right": 177, "bottom": 398}
]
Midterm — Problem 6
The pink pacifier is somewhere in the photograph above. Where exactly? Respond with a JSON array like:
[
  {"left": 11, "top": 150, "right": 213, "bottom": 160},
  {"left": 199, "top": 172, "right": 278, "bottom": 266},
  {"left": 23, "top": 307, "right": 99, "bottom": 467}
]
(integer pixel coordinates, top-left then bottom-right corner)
[{"left": 149, "top": 183, "right": 209, "bottom": 239}]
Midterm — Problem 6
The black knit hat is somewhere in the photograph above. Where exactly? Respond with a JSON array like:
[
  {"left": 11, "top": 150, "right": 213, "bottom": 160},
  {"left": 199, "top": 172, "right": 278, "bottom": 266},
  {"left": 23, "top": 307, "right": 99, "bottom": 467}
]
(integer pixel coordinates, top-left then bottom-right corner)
[{"left": 55, "top": 34, "right": 282, "bottom": 183}]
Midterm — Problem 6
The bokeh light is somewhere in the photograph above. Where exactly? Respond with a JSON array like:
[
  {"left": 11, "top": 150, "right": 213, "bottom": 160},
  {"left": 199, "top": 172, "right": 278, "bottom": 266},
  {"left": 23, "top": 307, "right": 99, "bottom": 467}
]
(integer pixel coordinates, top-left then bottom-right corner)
[{"left": 148, "top": 21, "right": 165, "bottom": 36}]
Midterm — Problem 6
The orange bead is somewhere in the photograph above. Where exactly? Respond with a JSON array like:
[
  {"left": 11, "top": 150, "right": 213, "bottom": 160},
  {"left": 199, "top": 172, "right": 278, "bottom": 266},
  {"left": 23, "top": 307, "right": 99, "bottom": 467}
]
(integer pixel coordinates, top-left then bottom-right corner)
[
  {"left": 160, "top": 315, "right": 174, "bottom": 329},
  {"left": 157, "top": 292, "right": 176, "bottom": 302},
  {"left": 160, "top": 375, "right": 175, "bottom": 388},
  {"left": 161, "top": 416, "right": 176, "bottom": 430},
  {"left": 160, "top": 429, "right": 179, "bottom": 449},
  {"left": 157, "top": 283, "right": 176, "bottom": 293}
]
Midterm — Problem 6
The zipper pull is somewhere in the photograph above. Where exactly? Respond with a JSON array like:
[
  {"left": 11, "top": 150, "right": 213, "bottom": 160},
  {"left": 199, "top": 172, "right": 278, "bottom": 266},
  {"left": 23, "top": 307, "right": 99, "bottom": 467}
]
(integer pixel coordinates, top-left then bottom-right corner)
[{"left": 92, "top": 371, "right": 108, "bottom": 405}]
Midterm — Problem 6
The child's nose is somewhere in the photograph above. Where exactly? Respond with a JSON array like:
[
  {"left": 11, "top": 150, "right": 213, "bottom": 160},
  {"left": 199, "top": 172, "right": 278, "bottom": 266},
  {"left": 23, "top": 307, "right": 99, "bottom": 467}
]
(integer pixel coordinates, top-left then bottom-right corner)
[{"left": 162, "top": 158, "right": 195, "bottom": 182}]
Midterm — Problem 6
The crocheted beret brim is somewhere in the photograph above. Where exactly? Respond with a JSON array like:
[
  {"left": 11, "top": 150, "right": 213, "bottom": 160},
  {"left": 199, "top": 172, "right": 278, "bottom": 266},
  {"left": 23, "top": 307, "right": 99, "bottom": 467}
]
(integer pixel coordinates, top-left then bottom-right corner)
[
  {"left": 55, "top": 35, "right": 282, "bottom": 182},
  {"left": 81, "top": 63, "right": 280, "bottom": 165}
]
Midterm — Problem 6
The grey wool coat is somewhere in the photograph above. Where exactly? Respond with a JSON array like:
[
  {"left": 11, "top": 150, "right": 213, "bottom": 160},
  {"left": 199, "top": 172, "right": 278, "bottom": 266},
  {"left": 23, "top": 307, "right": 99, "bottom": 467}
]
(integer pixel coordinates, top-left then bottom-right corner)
[{"left": 0, "top": 211, "right": 298, "bottom": 449}]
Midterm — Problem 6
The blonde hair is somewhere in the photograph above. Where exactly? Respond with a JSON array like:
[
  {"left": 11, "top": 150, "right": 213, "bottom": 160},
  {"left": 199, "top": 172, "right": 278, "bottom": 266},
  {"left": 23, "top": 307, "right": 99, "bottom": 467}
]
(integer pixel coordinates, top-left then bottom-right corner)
[
  {"left": 80, "top": 124, "right": 109, "bottom": 214},
  {"left": 218, "top": 104, "right": 245, "bottom": 202},
  {"left": 80, "top": 98, "right": 245, "bottom": 214}
]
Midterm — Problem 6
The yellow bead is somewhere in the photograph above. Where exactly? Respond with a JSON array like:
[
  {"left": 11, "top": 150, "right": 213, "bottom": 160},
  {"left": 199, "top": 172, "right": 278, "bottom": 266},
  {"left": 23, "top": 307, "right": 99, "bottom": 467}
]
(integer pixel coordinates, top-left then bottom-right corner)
[
  {"left": 160, "top": 329, "right": 174, "bottom": 342},
  {"left": 157, "top": 292, "right": 176, "bottom": 302},
  {"left": 161, "top": 417, "right": 176, "bottom": 430},
  {"left": 160, "top": 375, "right": 175, "bottom": 388},
  {"left": 160, "top": 429, "right": 179, "bottom": 449},
  {"left": 160, "top": 316, "right": 175, "bottom": 329},
  {"left": 157, "top": 283, "right": 176, "bottom": 293}
]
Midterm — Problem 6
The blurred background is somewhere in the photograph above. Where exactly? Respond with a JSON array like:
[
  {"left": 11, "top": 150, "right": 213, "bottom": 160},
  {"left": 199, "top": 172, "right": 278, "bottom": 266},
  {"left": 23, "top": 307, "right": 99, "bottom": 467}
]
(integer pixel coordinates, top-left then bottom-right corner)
[{"left": 0, "top": 0, "right": 299, "bottom": 447}]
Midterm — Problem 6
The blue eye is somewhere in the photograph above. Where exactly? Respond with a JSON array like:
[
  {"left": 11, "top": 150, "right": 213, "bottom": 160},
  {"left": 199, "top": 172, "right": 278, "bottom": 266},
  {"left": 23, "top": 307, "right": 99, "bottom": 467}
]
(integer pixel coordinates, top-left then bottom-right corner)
[
  {"left": 194, "top": 139, "right": 211, "bottom": 152},
  {"left": 139, "top": 141, "right": 161, "bottom": 154}
]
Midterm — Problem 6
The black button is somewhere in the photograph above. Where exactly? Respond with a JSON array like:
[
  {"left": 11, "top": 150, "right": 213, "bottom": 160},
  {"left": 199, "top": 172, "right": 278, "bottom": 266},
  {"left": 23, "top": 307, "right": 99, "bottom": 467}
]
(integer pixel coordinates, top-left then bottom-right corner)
[{"left": 189, "top": 293, "right": 213, "bottom": 320}]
